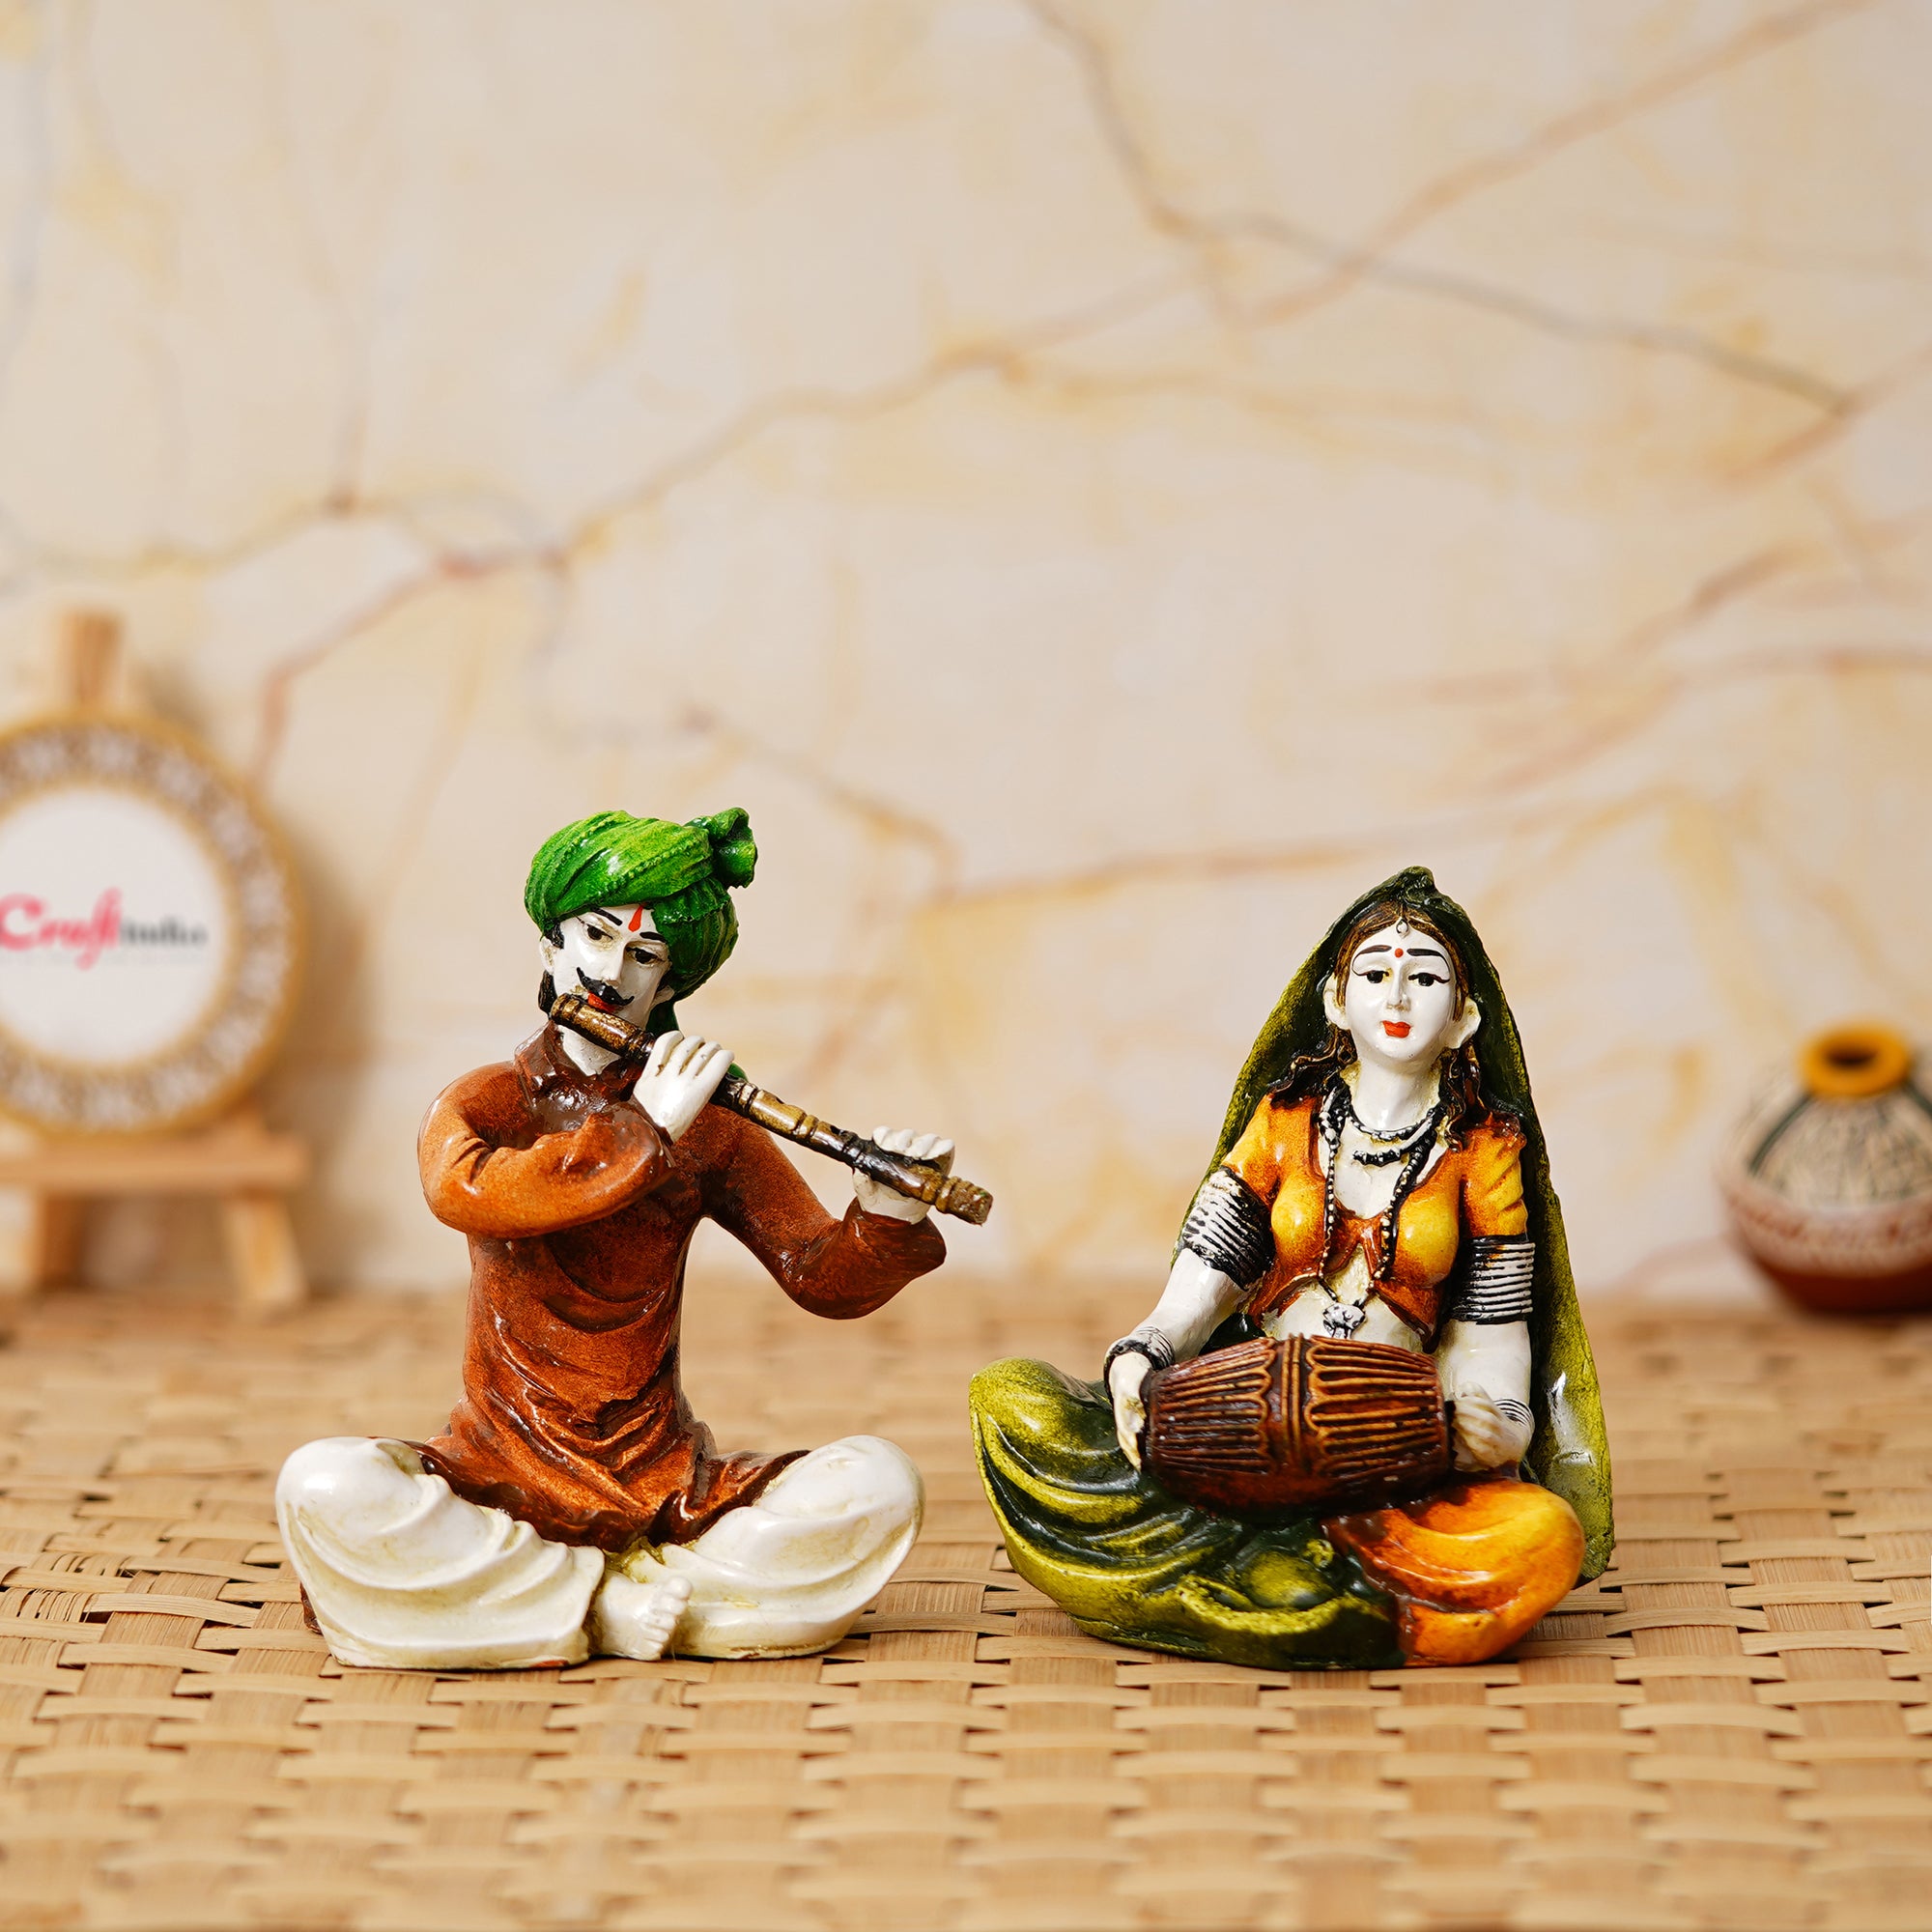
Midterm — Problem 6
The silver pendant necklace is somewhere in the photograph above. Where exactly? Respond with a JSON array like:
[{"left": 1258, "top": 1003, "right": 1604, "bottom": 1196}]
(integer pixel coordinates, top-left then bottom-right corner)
[{"left": 1320, "top": 1293, "right": 1368, "bottom": 1339}]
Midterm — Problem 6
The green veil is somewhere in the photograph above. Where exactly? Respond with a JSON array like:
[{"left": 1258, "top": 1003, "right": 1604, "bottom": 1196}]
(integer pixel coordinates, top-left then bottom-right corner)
[{"left": 1198, "top": 866, "right": 1613, "bottom": 1579}]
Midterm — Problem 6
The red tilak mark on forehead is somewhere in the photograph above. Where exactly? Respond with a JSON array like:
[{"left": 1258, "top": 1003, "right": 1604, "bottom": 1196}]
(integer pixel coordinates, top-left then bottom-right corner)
[
  {"left": 628, "top": 907, "right": 643, "bottom": 932},
  {"left": 1394, "top": 948, "right": 1405, "bottom": 957}
]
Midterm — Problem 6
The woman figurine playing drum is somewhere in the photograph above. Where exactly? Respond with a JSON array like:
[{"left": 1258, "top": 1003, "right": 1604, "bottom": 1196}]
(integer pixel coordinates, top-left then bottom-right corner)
[{"left": 971, "top": 867, "right": 1612, "bottom": 1669}]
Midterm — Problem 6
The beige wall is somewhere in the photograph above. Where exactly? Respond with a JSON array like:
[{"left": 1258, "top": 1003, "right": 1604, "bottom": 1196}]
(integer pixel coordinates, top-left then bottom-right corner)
[{"left": 0, "top": 1, "right": 1927, "bottom": 1296}]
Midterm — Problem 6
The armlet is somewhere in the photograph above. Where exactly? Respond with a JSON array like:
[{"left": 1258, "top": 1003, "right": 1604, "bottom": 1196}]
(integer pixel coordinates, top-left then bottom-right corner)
[
  {"left": 1179, "top": 1168, "right": 1274, "bottom": 1290},
  {"left": 1445, "top": 1234, "right": 1534, "bottom": 1324}
]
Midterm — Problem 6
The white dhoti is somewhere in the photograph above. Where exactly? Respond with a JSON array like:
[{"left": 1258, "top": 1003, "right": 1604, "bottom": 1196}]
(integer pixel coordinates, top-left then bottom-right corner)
[
  {"left": 611, "top": 1433, "right": 923, "bottom": 1659},
  {"left": 276, "top": 1433, "right": 923, "bottom": 1670}
]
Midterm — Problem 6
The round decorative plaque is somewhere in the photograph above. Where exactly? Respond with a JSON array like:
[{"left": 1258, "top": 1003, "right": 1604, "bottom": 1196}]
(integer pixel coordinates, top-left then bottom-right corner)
[{"left": 0, "top": 714, "right": 300, "bottom": 1134}]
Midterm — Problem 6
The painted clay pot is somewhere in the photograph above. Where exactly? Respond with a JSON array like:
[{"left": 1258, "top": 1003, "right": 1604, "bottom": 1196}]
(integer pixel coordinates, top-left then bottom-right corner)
[
  {"left": 1719, "top": 1023, "right": 1932, "bottom": 1315},
  {"left": 1142, "top": 1335, "right": 1450, "bottom": 1517}
]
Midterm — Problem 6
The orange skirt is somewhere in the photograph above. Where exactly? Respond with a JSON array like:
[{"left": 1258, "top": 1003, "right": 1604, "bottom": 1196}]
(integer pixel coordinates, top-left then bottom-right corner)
[{"left": 1326, "top": 1476, "right": 1584, "bottom": 1665}]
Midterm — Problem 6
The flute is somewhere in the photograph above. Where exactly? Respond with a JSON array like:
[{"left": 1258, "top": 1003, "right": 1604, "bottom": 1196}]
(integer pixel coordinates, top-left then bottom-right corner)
[{"left": 549, "top": 991, "right": 994, "bottom": 1225}]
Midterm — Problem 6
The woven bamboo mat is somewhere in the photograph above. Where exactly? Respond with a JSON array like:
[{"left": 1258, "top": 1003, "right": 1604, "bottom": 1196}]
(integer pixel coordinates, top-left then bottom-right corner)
[{"left": 0, "top": 1272, "right": 1927, "bottom": 1932}]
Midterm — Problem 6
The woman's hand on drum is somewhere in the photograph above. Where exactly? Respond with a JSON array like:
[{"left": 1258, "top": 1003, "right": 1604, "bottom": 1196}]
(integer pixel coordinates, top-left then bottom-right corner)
[
  {"left": 1451, "top": 1388, "right": 1534, "bottom": 1471},
  {"left": 1108, "top": 1353, "right": 1151, "bottom": 1467}
]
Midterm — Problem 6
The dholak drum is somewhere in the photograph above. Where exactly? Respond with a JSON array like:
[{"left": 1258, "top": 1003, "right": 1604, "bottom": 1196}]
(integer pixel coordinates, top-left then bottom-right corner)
[{"left": 1142, "top": 1335, "right": 1450, "bottom": 1517}]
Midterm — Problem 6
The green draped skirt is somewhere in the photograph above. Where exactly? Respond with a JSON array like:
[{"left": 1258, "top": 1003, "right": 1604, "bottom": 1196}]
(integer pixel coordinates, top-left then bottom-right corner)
[{"left": 970, "top": 1356, "right": 1403, "bottom": 1670}]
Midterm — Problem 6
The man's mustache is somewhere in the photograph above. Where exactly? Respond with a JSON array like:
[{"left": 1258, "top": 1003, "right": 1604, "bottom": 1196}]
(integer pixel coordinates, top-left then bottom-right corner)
[{"left": 575, "top": 974, "right": 634, "bottom": 1013}]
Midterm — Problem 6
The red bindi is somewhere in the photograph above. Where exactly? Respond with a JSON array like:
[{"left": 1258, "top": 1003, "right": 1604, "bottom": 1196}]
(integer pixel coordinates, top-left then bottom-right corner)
[
  {"left": 628, "top": 907, "right": 643, "bottom": 932},
  {"left": 1394, "top": 948, "right": 1404, "bottom": 957}
]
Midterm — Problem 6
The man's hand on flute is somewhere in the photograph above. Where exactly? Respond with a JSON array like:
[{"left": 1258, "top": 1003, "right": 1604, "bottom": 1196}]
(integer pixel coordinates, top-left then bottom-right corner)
[
  {"left": 545, "top": 965, "right": 988, "bottom": 1221},
  {"left": 854, "top": 1130, "right": 954, "bottom": 1225},
  {"left": 633, "top": 1031, "right": 734, "bottom": 1144}
]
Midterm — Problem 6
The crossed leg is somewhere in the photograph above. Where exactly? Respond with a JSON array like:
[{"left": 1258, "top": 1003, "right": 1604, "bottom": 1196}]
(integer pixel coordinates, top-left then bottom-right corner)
[
  {"left": 599, "top": 1435, "right": 924, "bottom": 1659},
  {"left": 277, "top": 1435, "right": 922, "bottom": 1670}
]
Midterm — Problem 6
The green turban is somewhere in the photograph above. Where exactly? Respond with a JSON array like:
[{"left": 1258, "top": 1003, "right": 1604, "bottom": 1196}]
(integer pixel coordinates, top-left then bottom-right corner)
[{"left": 525, "top": 808, "right": 757, "bottom": 1019}]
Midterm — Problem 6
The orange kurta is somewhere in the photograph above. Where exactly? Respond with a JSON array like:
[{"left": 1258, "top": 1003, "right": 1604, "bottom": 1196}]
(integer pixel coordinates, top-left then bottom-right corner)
[{"left": 413, "top": 1024, "right": 945, "bottom": 1551}]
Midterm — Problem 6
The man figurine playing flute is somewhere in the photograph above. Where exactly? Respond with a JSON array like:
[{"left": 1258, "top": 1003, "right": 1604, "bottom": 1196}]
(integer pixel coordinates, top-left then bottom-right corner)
[{"left": 277, "top": 808, "right": 953, "bottom": 1668}]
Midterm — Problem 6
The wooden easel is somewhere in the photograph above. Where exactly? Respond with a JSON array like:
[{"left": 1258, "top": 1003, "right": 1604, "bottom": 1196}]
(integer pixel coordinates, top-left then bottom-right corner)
[{"left": 0, "top": 612, "right": 310, "bottom": 1312}]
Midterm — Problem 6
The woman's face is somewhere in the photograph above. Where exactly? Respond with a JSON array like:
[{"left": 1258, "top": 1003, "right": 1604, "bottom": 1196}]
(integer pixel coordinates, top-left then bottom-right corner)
[{"left": 1321, "top": 920, "right": 1480, "bottom": 1076}]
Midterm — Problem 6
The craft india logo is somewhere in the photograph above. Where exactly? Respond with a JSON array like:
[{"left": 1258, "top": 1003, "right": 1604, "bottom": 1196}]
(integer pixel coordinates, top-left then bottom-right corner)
[{"left": 0, "top": 889, "right": 209, "bottom": 968}]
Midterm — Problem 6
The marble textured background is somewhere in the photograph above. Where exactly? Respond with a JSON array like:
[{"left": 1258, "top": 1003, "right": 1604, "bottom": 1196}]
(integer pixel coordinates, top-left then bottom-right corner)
[{"left": 0, "top": 0, "right": 1926, "bottom": 1298}]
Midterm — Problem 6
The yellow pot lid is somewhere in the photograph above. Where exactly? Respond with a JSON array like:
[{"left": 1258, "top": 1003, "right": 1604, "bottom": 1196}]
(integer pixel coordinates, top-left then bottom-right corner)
[{"left": 1799, "top": 1024, "right": 1914, "bottom": 1101}]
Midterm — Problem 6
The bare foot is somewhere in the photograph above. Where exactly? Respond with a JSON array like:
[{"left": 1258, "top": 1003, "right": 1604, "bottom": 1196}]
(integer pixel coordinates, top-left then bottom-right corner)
[{"left": 585, "top": 1566, "right": 692, "bottom": 1661}]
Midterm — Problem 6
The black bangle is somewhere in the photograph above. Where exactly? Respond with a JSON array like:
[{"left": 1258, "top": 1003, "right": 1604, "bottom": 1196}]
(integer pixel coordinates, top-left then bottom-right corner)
[{"left": 1102, "top": 1333, "right": 1175, "bottom": 1387}]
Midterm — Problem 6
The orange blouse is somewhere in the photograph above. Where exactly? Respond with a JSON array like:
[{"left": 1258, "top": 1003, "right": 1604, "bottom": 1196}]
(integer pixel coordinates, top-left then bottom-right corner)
[{"left": 1220, "top": 1093, "right": 1528, "bottom": 1344}]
